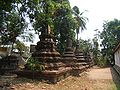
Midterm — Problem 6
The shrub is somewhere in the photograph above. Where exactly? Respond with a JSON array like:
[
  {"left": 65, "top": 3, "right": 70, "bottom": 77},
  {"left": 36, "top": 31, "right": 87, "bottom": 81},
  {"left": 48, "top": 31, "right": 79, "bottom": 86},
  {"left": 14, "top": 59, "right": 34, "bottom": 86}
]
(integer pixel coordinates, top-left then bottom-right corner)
[
  {"left": 97, "top": 55, "right": 108, "bottom": 67},
  {"left": 26, "top": 57, "right": 45, "bottom": 71}
]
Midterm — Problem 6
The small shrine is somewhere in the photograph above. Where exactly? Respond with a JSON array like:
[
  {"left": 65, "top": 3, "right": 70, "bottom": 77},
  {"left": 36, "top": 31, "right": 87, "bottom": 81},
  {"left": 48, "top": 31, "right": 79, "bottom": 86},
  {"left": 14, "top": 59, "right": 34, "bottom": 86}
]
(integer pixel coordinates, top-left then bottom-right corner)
[
  {"left": 0, "top": 47, "right": 19, "bottom": 74},
  {"left": 62, "top": 35, "right": 77, "bottom": 66},
  {"left": 13, "top": 26, "right": 93, "bottom": 83},
  {"left": 0, "top": 55, "right": 19, "bottom": 75},
  {"left": 75, "top": 41, "right": 88, "bottom": 66},
  {"left": 71, "top": 41, "right": 90, "bottom": 75},
  {"left": 31, "top": 25, "right": 76, "bottom": 83},
  {"left": 32, "top": 25, "right": 62, "bottom": 70},
  {"left": 15, "top": 25, "right": 75, "bottom": 83}
]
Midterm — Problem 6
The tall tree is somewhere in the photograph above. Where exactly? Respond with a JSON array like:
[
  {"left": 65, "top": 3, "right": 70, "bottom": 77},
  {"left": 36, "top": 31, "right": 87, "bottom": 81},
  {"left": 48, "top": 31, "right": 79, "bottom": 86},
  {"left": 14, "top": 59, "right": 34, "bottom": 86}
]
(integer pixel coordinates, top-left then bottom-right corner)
[
  {"left": 0, "top": 0, "right": 33, "bottom": 46},
  {"left": 92, "top": 37, "right": 100, "bottom": 64},
  {"left": 100, "top": 19, "right": 120, "bottom": 63},
  {"left": 79, "top": 39, "right": 92, "bottom": 56},
  {"left": 53, "top": 0, "right": 76, "bottom": 53},
  {"left": 23, "top": 0, "right": 76, "bottom": 53},
  {"left": 0, "top": 0, "right": 80, "bottom": 54},
  {"left": 0, "top": 0, "right": 14, "bottom": 27},
  {"left": 15, "top": 40, "right": 29, "bottom": 56},
  {"left": 72, "top": 6, "right": 88, "bottom": 41},
  {"left": 0, "top": 11, "right": 27, "bottom": 45}
]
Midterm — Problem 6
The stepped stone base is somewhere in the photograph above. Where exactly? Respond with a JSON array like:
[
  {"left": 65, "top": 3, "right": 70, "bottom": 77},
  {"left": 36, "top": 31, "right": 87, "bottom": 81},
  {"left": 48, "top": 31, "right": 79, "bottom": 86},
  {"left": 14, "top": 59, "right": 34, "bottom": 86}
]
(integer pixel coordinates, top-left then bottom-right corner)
[
  {"left": 14, "top": 64, "right": 89, "bottom": 83},
  {"left": 14, "top": 67, "right": 72, "bottom": 84},
  {"left": 13, "top": 30, "right": 93, "bottom": 83}
]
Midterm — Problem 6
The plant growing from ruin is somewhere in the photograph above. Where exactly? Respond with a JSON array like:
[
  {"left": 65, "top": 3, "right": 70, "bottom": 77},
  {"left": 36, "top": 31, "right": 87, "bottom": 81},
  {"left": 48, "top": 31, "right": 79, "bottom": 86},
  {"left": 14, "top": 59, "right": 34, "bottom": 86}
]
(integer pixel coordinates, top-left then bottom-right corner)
[{"left": 26, "top": 57, "right": 45, "bottom": 71}]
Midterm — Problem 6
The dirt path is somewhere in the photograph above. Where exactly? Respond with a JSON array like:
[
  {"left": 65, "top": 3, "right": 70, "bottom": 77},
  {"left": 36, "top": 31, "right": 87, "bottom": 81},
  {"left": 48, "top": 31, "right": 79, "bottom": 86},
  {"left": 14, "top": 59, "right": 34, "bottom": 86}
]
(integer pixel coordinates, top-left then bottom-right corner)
[
  {"left": 87, "top": 67, "right": 113, "bottom": 80},
  {"left": 1, "top": 66, "right": 120, "bottom": 90}
]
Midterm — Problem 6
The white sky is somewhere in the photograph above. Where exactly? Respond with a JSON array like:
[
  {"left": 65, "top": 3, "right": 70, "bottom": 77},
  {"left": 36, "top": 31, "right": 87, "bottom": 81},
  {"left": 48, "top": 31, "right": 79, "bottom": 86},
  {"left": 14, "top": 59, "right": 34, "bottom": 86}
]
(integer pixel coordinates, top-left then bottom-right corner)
[{"left": 69, "top": 0, "right": 120, "bottom": 40}]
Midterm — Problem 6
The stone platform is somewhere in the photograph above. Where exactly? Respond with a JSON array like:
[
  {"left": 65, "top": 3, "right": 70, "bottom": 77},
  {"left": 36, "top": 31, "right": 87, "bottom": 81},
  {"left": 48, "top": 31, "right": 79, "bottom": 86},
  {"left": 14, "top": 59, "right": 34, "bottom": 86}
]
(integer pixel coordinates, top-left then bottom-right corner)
[
  {"left": 14, "top": 67, "right": 72, "bottom": 83},
  {"left": 13, "top": 26, "right": 92, "bottom": 83},
  {"left": 14, "top": 65, "right": 89, "bottom": 83}
]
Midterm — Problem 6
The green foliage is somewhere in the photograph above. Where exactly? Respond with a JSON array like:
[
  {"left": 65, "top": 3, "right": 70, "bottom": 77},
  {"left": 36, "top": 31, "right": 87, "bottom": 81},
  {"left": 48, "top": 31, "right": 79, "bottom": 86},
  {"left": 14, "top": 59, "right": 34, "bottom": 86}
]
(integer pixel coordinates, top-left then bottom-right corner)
[
  {"left": 0, "top": 0, "right": 34, "bottom": 45},
  {"left": 0, "top": 0, "right": 87, "bottom": 54},
  {"left": 79, "top": 39, "right": 92, "bottom": 56},
  {"left": 15, "top": 40, "right": 29, "bottom": 56},
  {"left": 32, "top": 0, "right": 58, "bottom": 33},
  {"left": 72, "top": 6, "right": 88, "bottom": 40},
  {"left": 0, "top": 11, "right": 27, "bottom": 45},
  {"left": 0, "top": 0, "right": 14, "bottom": 27},
  {"left": 100, "top": 19, "right": 120, "bottom": 63},
  {"left": 78, "top": 38, "right": 101, "bottom": 64},
  {"left": 53, "top": 1, "right": 76, "bottom": 53},
  {"left": 92, "top": 37, "right": 100, "bottom": 65},
  {"left": 13, "top": 0, "right": 76, "bottom": 53},
  {"left": 27, "top": 57, "right": 45, "bottom": 71},
  {"left": 97, "top": 55, "right": 108, "bottom": 67},
  {"left": 0, "top": 0, "right": 14, "bottom": 12},
  {"left": 0, "top": 0, "right": 16, "bottom": 32},
  {"left": 0, "top": 10, "right": 34, "bottom": 45}
]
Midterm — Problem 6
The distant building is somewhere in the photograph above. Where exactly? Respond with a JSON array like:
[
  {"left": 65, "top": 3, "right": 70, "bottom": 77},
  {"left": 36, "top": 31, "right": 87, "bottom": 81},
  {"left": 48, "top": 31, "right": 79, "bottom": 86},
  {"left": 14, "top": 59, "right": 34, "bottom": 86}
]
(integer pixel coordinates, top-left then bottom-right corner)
[{"left": 114, "top": 42, "right": 120, "bottom": 75}]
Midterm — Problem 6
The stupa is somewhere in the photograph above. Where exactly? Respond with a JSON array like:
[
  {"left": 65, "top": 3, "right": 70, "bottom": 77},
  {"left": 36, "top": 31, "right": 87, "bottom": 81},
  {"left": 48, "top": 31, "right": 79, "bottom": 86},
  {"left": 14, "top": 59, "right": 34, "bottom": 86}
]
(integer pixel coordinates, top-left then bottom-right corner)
[
  {"left": 75, "top": 40, "right": 88, "bottom": 66},
  {"left": 62, "top": 35, "right": 77, "bottom": 67},
  {"left": 32, "top": 25, "right": 62, "bottom": 70},
  {"left": 31, "top": 25, "right": 70, "bottom": 83}
]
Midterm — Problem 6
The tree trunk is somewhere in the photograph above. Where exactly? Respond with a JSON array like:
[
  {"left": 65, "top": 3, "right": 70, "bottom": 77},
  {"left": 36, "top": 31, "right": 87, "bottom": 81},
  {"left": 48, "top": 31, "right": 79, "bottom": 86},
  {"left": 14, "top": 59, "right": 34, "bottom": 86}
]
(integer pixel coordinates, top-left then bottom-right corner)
[{"left": 77, "top": 33, "right": 78, "bottom": 41}]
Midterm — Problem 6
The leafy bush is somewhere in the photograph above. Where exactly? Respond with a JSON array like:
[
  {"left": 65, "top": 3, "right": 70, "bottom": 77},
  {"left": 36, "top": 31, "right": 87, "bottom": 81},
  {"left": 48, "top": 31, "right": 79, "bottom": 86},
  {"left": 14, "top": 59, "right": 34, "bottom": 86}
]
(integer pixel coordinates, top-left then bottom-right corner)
[
  {"left": 97, "top": 55, "right": 108, "bottom": 67},
  {"left": 26, "top": 57, "right": 45, "bottom": 71}
]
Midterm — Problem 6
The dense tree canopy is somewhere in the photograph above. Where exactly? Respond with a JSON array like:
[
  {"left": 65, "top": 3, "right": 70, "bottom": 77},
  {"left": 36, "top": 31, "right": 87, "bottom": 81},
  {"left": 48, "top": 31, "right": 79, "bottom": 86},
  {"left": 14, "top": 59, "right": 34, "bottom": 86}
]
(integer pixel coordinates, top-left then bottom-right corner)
[
  {"left": 0, "top": 0, "right": 14, "bottom": 27},
  {"left": 100, "top": 19, "right": 120, "bottom": 63},
  {"left": 79, "top": 39, "right": 92, "bottom": 56},
  {"left": 0, "top": 0, "right": 88, "bottom": 54},
  {"left": 0, "top": 0, "right": 33, "bottom": 45},
  {"left": 53, "top": 0, "right": 76, "bottom": 53},
  {"left": 0, "top": 11, "right": 27, "bottom": 44},
  {"left": 17, "top": 0, "right": 77, "bottom": 53}
]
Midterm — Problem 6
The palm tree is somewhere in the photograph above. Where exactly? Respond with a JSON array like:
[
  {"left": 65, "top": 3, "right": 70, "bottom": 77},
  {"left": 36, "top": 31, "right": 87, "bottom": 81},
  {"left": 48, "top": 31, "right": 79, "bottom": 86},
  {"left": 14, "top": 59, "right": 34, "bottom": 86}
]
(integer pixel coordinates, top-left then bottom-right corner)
[{"left": 72, "top": 6, "right": 88, "bottom": 41}]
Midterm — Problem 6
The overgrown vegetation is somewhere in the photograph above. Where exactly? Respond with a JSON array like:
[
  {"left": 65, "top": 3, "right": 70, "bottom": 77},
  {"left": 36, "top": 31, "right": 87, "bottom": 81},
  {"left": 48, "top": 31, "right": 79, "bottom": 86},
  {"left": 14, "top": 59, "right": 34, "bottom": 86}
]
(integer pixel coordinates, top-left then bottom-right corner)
[
  {"left": 78, "top": 39, "right": 92, "bottom": 56},
  {"left": 26, "top": 57, "right": 45, "bottom": 71},
  {"left": 97, "top": 55, "right": 108, "bottom": 67},
  {"left": 0, "top": 0, "right": 88, "bottom": 54},
  {"left": 0, "top": 0, "right": 120, "bottom": 68},
  {"left": 100, "top": 19, "right": 120, "bottom": 65}
]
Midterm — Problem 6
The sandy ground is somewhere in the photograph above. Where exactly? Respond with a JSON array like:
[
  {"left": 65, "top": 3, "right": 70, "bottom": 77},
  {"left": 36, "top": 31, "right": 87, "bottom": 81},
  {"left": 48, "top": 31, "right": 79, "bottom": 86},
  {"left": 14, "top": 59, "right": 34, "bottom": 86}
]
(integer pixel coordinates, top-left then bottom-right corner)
[
  {"left": 1, "top": 66, "right": 120, "bottom": 90},
  {"left": 87, "top": 67, "right": 113, "bottom": 80}
]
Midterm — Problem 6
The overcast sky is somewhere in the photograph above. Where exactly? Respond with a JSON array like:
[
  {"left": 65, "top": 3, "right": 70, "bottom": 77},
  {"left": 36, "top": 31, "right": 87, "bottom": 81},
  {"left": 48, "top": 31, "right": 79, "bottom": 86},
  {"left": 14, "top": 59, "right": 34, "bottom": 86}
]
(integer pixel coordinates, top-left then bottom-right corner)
[{"left": 69, "top": 0, "right": 120, "bottom": 40}]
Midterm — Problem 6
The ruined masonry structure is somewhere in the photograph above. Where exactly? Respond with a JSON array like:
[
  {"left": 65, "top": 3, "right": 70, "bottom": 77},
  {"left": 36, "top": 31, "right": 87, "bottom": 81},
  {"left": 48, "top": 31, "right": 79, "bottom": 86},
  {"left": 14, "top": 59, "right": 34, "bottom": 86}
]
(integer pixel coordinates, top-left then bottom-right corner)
[
  {"left": 14, "top": 26, "right": 92, "bottom": 83},
  {"left": 32, "top": 26, "right": 73, "bottom": 83}
]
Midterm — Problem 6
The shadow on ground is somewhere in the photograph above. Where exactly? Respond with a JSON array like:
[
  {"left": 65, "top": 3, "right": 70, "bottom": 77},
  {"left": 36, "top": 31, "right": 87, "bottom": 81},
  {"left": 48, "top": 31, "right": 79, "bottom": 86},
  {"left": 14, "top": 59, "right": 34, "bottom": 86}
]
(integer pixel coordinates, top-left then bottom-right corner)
[{"left": 110, "top": 67, "right": 120, "bottom": 90}]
